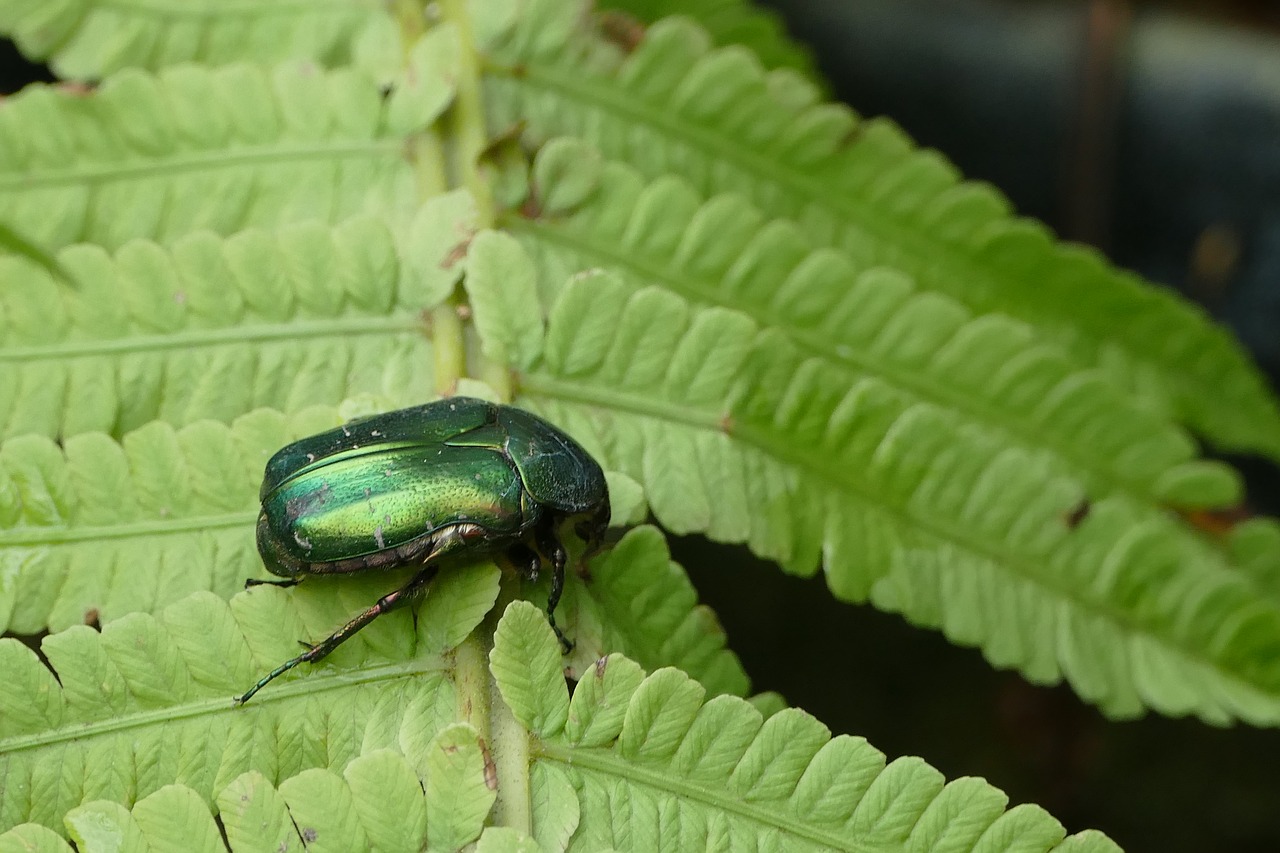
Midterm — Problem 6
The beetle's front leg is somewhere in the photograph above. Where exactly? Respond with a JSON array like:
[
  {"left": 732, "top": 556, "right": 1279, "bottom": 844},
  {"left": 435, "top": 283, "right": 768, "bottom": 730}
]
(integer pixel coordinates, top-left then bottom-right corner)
[
  {"left": 534, "top": 523, "right": 573, "bottom": 654},
  {"left": 235, "top": 564, "right": 440, "bottom": 705}
]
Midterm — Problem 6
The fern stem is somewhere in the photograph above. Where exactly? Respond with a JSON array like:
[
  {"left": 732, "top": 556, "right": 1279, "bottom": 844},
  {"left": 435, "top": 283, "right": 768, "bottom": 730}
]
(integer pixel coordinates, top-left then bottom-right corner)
[
  {"left": 438, "top": 0, "right": 495, "bottom": 227},
  {"left": 430, "top": 303, "right": 466, "bottom": 394},
  {"left": 436, "top": 0, "right": 518, "bottom": 398},
  {"left": 486, "top": 626, "right": 534, "bottom": 833},
  {"left": 488, "top": 576, "right": 533, "bottom": 832}
]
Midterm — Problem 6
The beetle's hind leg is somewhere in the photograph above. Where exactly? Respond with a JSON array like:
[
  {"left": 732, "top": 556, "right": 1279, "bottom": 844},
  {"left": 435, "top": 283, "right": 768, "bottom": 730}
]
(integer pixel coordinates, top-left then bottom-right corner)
[
  {"left": 534, "top": 522, "right": 573, "bottom": 654},
  {"left": 235, "top": 564, "right": 440, "bottom": 705}
]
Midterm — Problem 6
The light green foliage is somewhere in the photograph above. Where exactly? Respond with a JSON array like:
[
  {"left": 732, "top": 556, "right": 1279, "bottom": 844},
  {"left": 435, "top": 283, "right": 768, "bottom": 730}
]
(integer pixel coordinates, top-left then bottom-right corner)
[
  {"left": 572, "top": 526, "right": 749, "bottom": 698},
  {"left": 482, "top": 6, "right": 1280, "bottom": 460},
  {"left": 490, "top": 602, "right": 1119, "bottom": 852},
  {"left": 0, "top": 62, "right": 421, "bottom": 253},
  {"left": 466, "top": 230, "right": 546, "bottom": 370},
  {"left": 509, "top": 148, "right": 1237, "bottom": 511},
  {"left": 0, "top": 407, "right": 337, "bottom": 634},
  {"left": 0, "top": 747, "right": 477, "bottom": 853},
  {"left": 1, "top": 0, "right": 1277, "bottom": 847},
  {"left": 0, "top": 219, "right": 440, "bottom": 441},
  {"left": 514, "top": 271, "right": 1280, "bottom": 724},
  {"left": 601, "top": 0, "right": 820, "bottom": 80},
  {"left": 0, "top": 525, "right": 742, "bottom": 838},
  {"left": 491, "top": 601, "right": 573, "bottom": 736},
  {"left": 478, "top": 826, "right": 550, "bottom": 853},
  {"left": 0, "top": 0, "right": 386, "bottom": 78}
]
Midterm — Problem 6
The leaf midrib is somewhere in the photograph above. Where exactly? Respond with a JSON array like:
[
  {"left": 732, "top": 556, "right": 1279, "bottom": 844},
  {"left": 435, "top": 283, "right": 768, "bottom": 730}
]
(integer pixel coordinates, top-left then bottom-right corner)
[
  {"left": 0, "top": 140, "right": 402, "bottom": 191},
  {"left": 536, "top": 741, "right": 895, "bottom": 853},
  {"left": 518, "top": 373, "right": 1280, "bottom": 704},
  {"left": 0, "top": 511, "right": 252, "bottom": 547},
  {"left": 0, "top": 315, "right": 424, "bottom": 363},
  {"left": 0, "top": 657, "right": 448, "bottom": 756}
]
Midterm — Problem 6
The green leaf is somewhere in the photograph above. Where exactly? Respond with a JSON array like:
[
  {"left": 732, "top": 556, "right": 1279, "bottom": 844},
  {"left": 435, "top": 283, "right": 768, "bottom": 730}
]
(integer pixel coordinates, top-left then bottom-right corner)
[
  {"left": 400, "top": 189, "right": 481, "bottom": 309},
  {"left": 581, "top": 525, "right": 749, "bottom": 697},
  {"left": 600, "top": 1, "right": 821, "bottom": 81},
  {"left": 278, "top": 769, "right": 372, "bottom": 852},
  {"left": 567, "top": 653, "right": 644, "bottom": 752},
  {"left": 491, "top": 619, "right": 1111, "bottom": 851},
  {"left": 510, "top": 145, "right": 1234, "bottom": 513},
  {"left": 0, "top": 580, "right": 1117, "bottom": 850},
  {"left": 0, "top": 216, "right": 437, "bottom": 441},
  {"left": 529, "top": 762, "right": 580, "bottom": 851},
  {"left": 343, "top": 751, "right": 429, "bottom": 853},
  {"left": 424, "top": 723, "right": 495, "bottom": 851},
  {"left": 465, "top": 230, "right": 545, "bottom": 370},
  {"left": 515, "top": 273, "right": 1280, "bottom": 724},
  {"left": 0, "top": 63, "right": 420, "bottom": 254},
  {"left": 490, "top": 600, "right": 571, "bottom": 737},
  {"left": 131, "top": 785, "right": 224, "bottom": 853},
  {"left": 0, "top": 0, "right": 386, "bottom": 79},
  {"left": 482, "top": 6, "right": 1280, "bottom": 461},
  {"left": 0, "top": 408, "right": 321, "bottom": 635},
  {"left": 618, "top": 667, "right": 706, "bottom": 761},
  {"left": 386, "top": 24, "right": 462, "bottom": 134},
  {"left": 531, "top": 137, "right": 603, "bottom": 216},
  {"left": 0, "top": 823, "right": 73, "bottom": 853},
  {"left": 63, "top": 802, "right": 146, "bottom": 852},
  {"left": 416, "top": 561, "right": 503, "bottom": 655},
  {"left": 216, "top": 772, "right": 304, "bottom": 853},
  {"left": 603, "top": 470, "right": 648, "bottom": 526}
]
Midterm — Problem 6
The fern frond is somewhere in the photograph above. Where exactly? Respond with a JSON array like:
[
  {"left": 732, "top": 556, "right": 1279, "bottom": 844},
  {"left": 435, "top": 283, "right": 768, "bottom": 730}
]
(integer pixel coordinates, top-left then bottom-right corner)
[
  {"left": 0, "top": 407, "right": 337, "bottom": 635},
  {"left": 0, "top": 572, "right": 480, "bottom": 835},
  {"left": 491, "top": 600, "right": 1121, "bottom": 852},
  {"left": 480, "top": 5, "right": 1280, "bottom": 460},
  {"left": 0, "top": 598, "right": 1116, "bottom": 849},
  {"left": 494, "top": 270, "right": 1280, "bottom": 724},
  {"left": 0, "top": 205, "right": 474, "bottom": 440},
  {"left": 600, "top": 0, "right": 819, "bottom": 80},
  {"left": 0, "top": 0, "right": 386, "bottom": 79},
  {"left": 1, "top": 748, "right": 474, "bottom": 852},
  {"left": 510, "top": 524, "right": 750, "bottom": 700},
  {"left": 0, "top": 61, "right": 425, "bottom": 253},
  {"left": 508, "top": 141, "right": 1242, "bottom": 512},
  {"left": 0, "top": 525, "right": 744, "bottom": 836}
]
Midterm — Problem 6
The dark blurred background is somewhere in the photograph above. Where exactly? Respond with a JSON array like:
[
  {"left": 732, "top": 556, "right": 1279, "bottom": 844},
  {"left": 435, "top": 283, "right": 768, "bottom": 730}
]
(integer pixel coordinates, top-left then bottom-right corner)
[{"left": 2, "top": 1, "right": 1279, "bottom": 851}]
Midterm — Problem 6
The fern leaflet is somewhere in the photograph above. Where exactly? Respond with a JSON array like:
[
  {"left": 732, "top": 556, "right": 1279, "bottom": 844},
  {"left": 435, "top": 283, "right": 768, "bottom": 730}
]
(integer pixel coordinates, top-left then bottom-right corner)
[
  {"left": 0, "top": 62, "right": 428, "bottom": 253},
  {"left": 480, "top": 3, "right": 1280, "bottom": 460},
  {"left": 491, "top": 269, "right": 1280, "bottom": 725},
  {"left": 492, "top": 600, "right": 1122, "bottom": 852},
  {"left": 0, "top": 526, "right": 742, "bottom": 838},
  {"left": 0, "top": 204, "right": 480, "bottom": 440},
  {"left": 0, "top": 0, "right": 385, "bottom": 79},
  {"left": 507, "top": 138, "right": 1240, "bottom": 512}
]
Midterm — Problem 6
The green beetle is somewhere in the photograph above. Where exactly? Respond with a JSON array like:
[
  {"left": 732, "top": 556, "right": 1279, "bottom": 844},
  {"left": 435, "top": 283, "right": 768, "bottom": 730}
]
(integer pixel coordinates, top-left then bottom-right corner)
[{"left": 237, "top": 397, "right": 610, "bottom": 704}]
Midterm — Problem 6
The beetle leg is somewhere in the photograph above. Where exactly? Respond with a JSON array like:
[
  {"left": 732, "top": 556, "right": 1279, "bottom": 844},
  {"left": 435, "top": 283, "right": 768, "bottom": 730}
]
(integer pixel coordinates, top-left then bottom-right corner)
[
  {"left": 235, "top": 564, "right": 439, "bottom": 705},
  {"left": 534, "top": 523, "right": 573, "bottom": 654},
  {"left": 505, "top": 542, "right": 541, "bottom": 583},
  {"left": 244, "top": 577, "right": 301, "bottom": 589}
]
